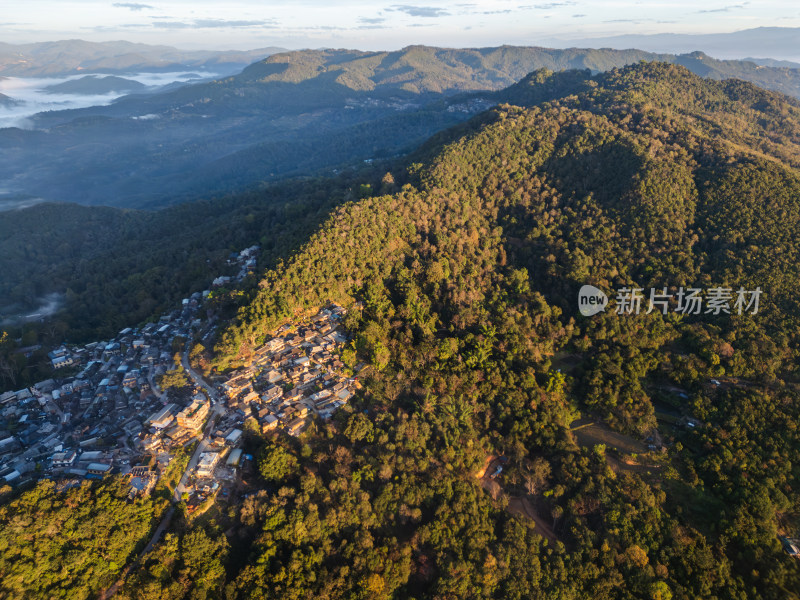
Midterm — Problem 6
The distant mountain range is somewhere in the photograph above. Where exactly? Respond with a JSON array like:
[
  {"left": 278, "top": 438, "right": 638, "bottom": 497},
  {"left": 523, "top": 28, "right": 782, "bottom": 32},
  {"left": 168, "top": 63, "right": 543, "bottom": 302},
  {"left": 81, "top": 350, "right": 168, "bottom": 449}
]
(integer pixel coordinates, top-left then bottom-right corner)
[
  {"left": 4, "top": 44, "right": 800, "bottom": 208},
  {"left": 542, "top": 27, "right": 800, "bottom": 63},
  {"left": 0, "top": 40, "right": 285, "bottom": 77}
]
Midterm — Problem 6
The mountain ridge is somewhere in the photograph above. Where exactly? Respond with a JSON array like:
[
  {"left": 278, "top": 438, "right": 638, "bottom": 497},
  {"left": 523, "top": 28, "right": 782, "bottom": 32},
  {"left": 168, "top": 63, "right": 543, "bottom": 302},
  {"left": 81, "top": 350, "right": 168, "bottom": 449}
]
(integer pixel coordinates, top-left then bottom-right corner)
[
  {"left": 541, "top": 26, "right": 800, "bottom": 61},
  {"left": 6, "top": 44, "right": 800, "bottom": 209},
  {"left": 0, "top": 39, "right": 285, "bottom": 77}
]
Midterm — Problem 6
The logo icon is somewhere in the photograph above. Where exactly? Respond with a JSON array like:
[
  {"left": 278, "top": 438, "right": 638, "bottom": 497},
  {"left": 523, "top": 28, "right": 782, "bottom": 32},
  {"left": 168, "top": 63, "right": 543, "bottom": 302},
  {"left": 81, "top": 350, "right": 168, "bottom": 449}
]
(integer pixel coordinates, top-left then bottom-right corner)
[{"left": 578, "top": 285, "right": 608, "bottom": 316}]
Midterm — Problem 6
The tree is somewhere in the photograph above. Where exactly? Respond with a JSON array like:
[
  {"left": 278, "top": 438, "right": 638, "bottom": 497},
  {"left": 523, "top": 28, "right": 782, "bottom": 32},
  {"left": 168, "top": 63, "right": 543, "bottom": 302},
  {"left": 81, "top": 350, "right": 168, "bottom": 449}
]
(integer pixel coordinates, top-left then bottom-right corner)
[
  {"left": 344, "top": 413, "right": 375, "bottom": 444},
  {"left": 158, "top": 367, "right": 189, "bottom": 391},
  {"left": 258, "top": 443, "right": 298, "bottom": 482},
  {"left": 523, "top": 457, "right": 551, "bottom": 496}
]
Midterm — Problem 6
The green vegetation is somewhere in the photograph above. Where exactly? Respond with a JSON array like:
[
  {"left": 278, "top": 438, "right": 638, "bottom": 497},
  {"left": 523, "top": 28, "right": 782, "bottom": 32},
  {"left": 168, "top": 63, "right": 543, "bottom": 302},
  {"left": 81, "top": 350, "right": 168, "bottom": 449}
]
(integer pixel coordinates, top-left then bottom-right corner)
[
  {"left": 117, "top": 527, "right": 229, "bottom": 600},
  {"left": 156, "top": 447, "right": 192, "bottom": 497},
  {"left": 158, "top": 367, "right": 189, "bottom": 392},
  {"left": 0, "top": 478, "right": 166, "bottom": 599}
]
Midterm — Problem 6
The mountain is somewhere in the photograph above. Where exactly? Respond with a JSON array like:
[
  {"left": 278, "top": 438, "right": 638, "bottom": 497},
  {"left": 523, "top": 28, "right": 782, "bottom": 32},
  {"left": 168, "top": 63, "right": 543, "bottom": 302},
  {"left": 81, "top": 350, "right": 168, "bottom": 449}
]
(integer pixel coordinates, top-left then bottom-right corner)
[
  {"left": 671, "top": 51, "right": 800, "bottom": 97},
  {"left": 6, "top": 44, "right": 800, "bottom": 209},
  {"left": 42, "top": 75, "right": 147, "bottom": 95},
  {"left": 543, "top": 26, "right": 800, "bottom": 62},
  {"left": 219, "top": 61, "right": 800, "bottom": 389},
  {"left": 3, "top": 62, "right": 800, "bottom": 599},
  {"left": 230, "top": 45, "right": 667, "bottom": 94},
  {"left": 0, "top": 92, "right": 15, "bottom": 106},
  {"left": 204, "top": 62, "right": 800, "bottom": 599},
  {"left": 0, "top": 39, "right": 284, "bottom": 77},
  {"left": 745, "top": 57, "right": 800, "bottom": 69}
]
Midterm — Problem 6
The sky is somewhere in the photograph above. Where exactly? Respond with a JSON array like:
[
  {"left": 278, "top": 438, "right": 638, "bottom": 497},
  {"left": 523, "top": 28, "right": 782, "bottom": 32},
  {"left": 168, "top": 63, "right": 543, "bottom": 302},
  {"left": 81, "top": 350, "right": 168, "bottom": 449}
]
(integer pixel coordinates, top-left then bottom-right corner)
[{"left": 1, "top": 0, "right": 799, "bottom": 51}]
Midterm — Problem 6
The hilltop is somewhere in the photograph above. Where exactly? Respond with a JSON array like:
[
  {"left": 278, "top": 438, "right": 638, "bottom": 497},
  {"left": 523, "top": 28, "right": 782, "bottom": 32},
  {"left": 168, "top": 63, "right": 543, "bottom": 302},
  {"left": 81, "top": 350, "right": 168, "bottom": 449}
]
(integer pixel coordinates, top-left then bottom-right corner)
[{"left": 42, "top": 75, "right": 147, "bottom": 95}]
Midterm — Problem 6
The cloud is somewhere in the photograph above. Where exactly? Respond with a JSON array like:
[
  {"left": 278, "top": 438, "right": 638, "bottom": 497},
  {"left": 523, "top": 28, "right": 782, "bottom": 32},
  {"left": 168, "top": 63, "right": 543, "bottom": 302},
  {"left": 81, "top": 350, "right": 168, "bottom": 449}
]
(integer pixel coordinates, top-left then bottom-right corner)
[
  {"left": 387, "top": 5, "right": 450, "bottom": 17},
  {"left": 153, "top": 21, "right": 192, "bottom": 29},
  {"left": 112, "top": 2, "right": 154, "bottom": 10},
  {"left": 697, "top": 2, "right": 748, "bottom": 13},
  {"left": 519, "top": 1, "right": 576, "bottom": 9},
  {"left": 602, "top": 18, "right": 643, "bottom": 23},
  {"left": 194, "top": 19, "right": 273, "bottom": 28},
  {"left": 151, "top": 18, "right": 277, "bottom": 29},
  {"left": 572, "top": 13, "right": 585, "bottom": 17},
  {"left": 356, "top": 17, "right": 388, "bottom": 29}
]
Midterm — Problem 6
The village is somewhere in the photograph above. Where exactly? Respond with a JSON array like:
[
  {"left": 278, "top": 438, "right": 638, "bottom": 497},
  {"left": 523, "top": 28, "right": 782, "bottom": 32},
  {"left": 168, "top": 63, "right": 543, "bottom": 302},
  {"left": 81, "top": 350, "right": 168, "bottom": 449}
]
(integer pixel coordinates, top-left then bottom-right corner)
[{"left": 0, "top": 245, "right": 357, "bottom": 510}]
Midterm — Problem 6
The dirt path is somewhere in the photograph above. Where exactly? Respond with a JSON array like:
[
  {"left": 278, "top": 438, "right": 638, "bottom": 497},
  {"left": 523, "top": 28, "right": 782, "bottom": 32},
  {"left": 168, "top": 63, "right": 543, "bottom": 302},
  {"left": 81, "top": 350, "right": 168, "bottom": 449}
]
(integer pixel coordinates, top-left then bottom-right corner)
[
  {"left": 475, "top": 455, "right": 558, "bottom": 544},
  {"left": 507, "top": 496, "right": 558, "bottom": 544},
  {"left": 475, "top": 454, "right": 498, "bottom": 479},
  {"left": 605, "top": 454, "right": 661, "bottom": 475}
]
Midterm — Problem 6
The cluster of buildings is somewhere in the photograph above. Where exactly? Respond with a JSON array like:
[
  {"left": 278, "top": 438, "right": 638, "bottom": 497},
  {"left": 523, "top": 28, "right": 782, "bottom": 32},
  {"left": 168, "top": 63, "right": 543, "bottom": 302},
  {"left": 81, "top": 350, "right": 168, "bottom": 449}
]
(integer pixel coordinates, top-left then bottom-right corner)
[
  {"left": 212, "top": 245, "right": 259, "bottom": 288},
  {"left": 1, "top": 272, "right": 358, "bottom": 511},
  {"left": 0, "top": 289, "right": 208, "bottom": 494},
  {"left": 344, "top": 97, "right": 421, "bottom": 112},
  {"left": 139, "top": 395, "right": 212, "bottom": 453},
  {"left": 220, "top": 304, "right": 356, "bottom": 438},
  {"left": 445, "top": 97, "right": 494, "bottom": 114},
  {"left": 163, "top": 303, "right": 358, "bottom": 511},
  {"left": 0, "top": 244, "right": 269, "bottom": 497}
]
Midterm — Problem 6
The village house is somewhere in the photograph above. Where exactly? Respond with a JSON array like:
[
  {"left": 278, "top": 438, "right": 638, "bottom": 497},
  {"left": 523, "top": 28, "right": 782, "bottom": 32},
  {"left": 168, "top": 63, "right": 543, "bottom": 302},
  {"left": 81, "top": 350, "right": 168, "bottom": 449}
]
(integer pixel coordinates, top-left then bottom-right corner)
[
  {"left": 177, "top": 398, "right": 209, "bottom": 430},
  {"left": 261, "top": 414, "right": 279, "bottom": 433},
  {"left": 196, "top": 452, "right": 220, "bottom": 478}
]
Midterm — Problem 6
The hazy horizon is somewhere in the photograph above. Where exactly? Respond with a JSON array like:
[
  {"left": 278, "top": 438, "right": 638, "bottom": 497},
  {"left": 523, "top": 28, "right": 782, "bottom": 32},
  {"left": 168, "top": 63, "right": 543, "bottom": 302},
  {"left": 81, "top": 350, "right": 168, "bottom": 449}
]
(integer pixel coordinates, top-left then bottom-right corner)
[{"left": 3, "top": 1, "right": 799, "bottom": 57}]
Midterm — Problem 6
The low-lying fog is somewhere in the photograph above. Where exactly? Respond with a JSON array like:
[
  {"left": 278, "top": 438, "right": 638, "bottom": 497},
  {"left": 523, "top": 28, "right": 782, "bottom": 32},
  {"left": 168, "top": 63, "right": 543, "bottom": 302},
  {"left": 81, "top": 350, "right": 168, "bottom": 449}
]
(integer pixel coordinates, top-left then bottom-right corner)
[
  {"left": 0, "top": 70, "right": 223, "bottom": 129},
  {"left": 0, "top": 292, "right": 65, "bottom": 327},
  {"left": 0, "top": 196, "right": 46, "bottom": 212}
]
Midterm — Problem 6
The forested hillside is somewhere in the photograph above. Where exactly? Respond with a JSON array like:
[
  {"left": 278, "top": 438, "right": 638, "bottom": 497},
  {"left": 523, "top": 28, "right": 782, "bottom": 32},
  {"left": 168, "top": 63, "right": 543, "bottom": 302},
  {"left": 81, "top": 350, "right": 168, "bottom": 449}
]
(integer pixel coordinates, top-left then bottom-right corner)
[{"left": 0, "top": 478, "right": 166, "bottom": 598}]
